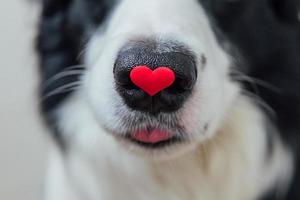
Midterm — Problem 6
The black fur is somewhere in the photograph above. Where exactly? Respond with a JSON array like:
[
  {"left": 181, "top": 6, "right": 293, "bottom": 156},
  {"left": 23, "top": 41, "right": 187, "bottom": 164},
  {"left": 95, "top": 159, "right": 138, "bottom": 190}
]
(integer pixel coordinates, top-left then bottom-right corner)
[
  {"left": 206, "top": 0, "right": 300, "bottom": 146},
  {"left": 206, "top": 0, "right": 300, "bottom": 199},
  {"left": 37, "top": 0, "right": 300, "bottom": 199},
  {"left": 36, "top": 0, "right": 113, "bottom": 143},
  {"left": 37, "top": 0, "right": 114, "bottom": 112}
]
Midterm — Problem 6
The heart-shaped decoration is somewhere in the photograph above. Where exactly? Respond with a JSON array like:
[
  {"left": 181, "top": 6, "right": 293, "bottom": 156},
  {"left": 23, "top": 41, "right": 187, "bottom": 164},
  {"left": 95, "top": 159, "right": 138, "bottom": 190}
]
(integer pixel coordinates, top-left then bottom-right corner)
[{"left": 130, "top": 66, "right": 176, "bottom": 96}]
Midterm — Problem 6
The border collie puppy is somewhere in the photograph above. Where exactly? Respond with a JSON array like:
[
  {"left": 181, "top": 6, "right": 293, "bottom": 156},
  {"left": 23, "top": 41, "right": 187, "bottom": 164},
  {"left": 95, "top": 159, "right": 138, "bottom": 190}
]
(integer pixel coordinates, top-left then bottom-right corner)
[{"left": 37, "top": 0, "right": 300, "bottom": 199}]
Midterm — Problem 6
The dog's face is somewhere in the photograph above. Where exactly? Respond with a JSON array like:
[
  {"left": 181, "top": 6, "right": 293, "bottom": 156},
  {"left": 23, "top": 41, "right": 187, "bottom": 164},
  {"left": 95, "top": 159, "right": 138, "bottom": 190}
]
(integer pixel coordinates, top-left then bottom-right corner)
[
  {"left": 39, "top": 0, "right": 242, "bottom": 159},
  {"left": 78, "top": 0, "right": 239, "bottom": 158}
]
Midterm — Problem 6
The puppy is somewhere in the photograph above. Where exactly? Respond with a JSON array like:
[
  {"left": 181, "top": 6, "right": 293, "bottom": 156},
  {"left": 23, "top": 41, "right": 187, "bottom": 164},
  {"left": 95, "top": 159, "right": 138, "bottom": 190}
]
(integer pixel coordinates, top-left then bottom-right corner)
[{"left": 37, "top": 0, "right": 300, "bottom": 199}]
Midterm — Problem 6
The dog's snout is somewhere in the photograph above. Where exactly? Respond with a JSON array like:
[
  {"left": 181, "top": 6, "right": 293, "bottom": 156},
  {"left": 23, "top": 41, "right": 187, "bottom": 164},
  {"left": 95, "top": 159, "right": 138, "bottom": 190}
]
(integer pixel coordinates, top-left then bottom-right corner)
[{"left": 114, "top": 40, "right": 197, "bottom": 114}]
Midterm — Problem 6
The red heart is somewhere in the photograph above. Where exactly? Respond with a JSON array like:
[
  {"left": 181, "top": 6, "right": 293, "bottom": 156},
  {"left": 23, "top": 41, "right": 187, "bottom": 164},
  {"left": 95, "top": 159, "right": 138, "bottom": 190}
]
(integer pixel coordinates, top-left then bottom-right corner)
[{"left": 130, "top": 66, "right": 176, "bottom": 96}]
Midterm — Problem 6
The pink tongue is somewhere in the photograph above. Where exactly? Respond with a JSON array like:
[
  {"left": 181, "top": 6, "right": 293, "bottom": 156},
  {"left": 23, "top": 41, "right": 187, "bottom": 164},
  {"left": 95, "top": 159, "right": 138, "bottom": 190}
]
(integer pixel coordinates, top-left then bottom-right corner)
[{"left": 132, "top": 130, "right": 172, "bottom": 144}]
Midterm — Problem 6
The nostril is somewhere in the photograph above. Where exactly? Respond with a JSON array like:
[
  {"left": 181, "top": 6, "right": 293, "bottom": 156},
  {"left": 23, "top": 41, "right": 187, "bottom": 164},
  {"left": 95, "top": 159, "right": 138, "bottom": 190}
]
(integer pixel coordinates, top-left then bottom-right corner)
[
  {"left": 114, "top": 70, "right": 129, "bottom": 85},
  {"left": 167, "top": 78, "right": 187, "bottom": 94},
  {"left": 115, "top": 78, "right": 138, "bottom": 90},
  {"left": 167, "top": 71, "right": 197, "bottom": 95},
  {"left": 114, "top": 66, "right": 137, "bottom": 90}
]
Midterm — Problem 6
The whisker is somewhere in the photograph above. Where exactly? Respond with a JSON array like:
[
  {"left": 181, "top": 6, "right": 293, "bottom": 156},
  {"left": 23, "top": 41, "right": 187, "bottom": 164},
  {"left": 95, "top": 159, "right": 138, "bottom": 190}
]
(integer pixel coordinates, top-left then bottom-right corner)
[
  {"left": 231, "top": 69, "right": 279, "bottom": 118},
  {"left": 234, "top": 75, "right": 281, "bottom": 94},
  {"left": 44, "top": 70, "right": 84, "bottom": 88},
  {"left": 42, "top": 82, "right": 82, "bottom": 101},
  {"left": 231, "top": 69, "right": 281, "bottom": 94},
  {"left": 60, "top": 64, "right": 85, "bottom": 71},
  {"left": 241, "top": 90, "right": 277, "bottom": 118}
]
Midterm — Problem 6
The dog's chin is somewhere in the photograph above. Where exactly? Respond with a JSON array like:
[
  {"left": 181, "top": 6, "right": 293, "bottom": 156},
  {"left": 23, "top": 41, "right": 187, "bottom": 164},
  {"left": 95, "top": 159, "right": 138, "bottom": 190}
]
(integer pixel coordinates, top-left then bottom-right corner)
[{"left": 109, "top": 128, "right": 200, "bottom": 161}]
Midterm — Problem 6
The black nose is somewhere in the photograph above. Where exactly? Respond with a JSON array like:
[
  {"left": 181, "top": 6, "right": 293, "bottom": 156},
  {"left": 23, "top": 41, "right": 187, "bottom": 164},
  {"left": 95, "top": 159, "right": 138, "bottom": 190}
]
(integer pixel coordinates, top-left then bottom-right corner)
[{"left": 114, "top": 40, "right": 197, "bottom": 114}]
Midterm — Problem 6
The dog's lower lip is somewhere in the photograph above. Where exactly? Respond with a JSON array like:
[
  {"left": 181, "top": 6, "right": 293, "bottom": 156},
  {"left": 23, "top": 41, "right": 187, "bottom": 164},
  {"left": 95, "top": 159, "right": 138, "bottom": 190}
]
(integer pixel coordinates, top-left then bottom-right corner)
[{"left": 131, "top": 129, "right": 173, "bottom": 144}]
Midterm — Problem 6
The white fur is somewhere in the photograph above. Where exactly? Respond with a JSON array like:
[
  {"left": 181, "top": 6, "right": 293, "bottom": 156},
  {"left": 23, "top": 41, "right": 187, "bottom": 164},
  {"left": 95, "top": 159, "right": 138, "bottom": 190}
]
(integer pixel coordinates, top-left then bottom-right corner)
[
  {"left": 45, "top": 93, "right": 293, "bottom": 200},
  {"left": 44, "top": 0, "right": 294, "bottom": 199}
]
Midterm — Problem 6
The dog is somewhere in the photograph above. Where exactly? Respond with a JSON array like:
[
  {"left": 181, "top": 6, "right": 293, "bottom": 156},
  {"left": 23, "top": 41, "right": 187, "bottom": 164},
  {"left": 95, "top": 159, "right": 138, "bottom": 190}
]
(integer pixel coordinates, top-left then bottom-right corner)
[{"left": 36, "top": 0, "right": 300, "bottom": 199}]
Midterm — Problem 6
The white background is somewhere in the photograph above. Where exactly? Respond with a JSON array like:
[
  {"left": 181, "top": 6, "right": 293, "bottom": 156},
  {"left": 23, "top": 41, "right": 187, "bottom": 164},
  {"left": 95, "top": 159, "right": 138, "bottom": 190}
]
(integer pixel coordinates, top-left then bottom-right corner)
[{"left": 0, "top": 1, "right": 48, "bottom": 199}]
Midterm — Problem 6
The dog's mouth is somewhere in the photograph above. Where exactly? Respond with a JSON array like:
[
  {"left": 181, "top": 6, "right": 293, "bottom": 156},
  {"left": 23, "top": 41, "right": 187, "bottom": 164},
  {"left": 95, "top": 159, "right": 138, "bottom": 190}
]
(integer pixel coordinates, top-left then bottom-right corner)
[
  {"left": 125, "top": 129, "right": 183, "bottom": 149},
  {"left": 105, "top": 110, "right": 186, "bottom": 149}
]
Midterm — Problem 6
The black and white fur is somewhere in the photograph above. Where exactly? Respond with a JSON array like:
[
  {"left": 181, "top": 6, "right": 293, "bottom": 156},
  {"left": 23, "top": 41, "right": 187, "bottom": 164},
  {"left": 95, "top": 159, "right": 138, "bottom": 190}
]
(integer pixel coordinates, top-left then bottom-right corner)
[{"left": 37, "top": 0, "right": 300, "bottom": 199}]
